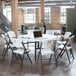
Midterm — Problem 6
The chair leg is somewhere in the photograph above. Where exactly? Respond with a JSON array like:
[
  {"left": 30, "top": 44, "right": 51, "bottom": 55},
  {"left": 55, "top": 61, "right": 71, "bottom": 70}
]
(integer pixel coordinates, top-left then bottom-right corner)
[
  {"left": 40, "top": 54, "right": 43, "bottom": 70},
  {"left": 54, "top": 53, "right": 57, "bottom": 67},
  {"left": 3, "top": 47, "right": 8, "bottom": 60},
  {"left": 65, "top": 49, "right": 71, "bottom": 64},
  {"left": 60, "top": 50, "right": 65, "bottom": 57},
  {"left": 36, "top": 51, "right": 41, "bottom": 63},
  {"left": 10, "top": 53, "right": 14, "bottom": 65},
  {"left": 21, "top": 55, "right": 24, "bottom": 69},
  {"left": 26, "top": 53, "right": 32, "bottom": 64},
  {"left": 54, "top": 49, "right": 59, "bottom": 67},
  {"left": 70, "top": 49, "right": 74, "bottom": 59},
  {"left": 56, "top": 49, "right": 64, "bottom": 60},
  {"left": 55, "top": 48, "right": 65, "bottom": 67},
  {"left": 49, "top": 54, "right": 52, "bottom": 64},
  {"left": 2, "top": 48, "right": 6, "bottom": 56}
]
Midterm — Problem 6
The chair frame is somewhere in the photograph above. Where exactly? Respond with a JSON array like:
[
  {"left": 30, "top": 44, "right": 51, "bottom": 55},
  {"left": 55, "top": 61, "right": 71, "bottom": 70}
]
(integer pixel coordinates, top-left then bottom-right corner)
[
  {"left": 37, "top": 40, "right": 57, "bottom": 69},
  {"left": 9, "top": 41, "right": 32, "bottom": 69},
  {"left": 56, "top": 37, "right": 74, "bottom": 64}
]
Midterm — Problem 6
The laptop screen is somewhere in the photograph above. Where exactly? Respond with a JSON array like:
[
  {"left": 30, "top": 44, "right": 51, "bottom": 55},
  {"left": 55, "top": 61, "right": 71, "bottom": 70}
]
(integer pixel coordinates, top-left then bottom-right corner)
[{"left": 33, "top": 31, "right": 42, "bottom": 38}]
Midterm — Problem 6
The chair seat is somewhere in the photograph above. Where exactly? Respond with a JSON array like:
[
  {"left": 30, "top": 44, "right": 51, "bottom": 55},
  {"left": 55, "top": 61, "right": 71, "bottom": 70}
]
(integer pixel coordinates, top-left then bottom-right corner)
[
  {"left": 56, "top": 34, "right": 74, "bottom": 65},
  {"left": 13, "top": 49, "right": 24, "bottom": 55},
  {"left": 41, "top": 48, "right": 54, "bottom": 56},
  {"left": 13, "top": 47, "right": 35, "bottom": 56},
  {"left": 7, "top": 31, "right": 16, "bottom": 38},
  {"left": 28, "top": 47, "right": 35, "bottom": 51},
  {"left": 57, "top": 45, "right": 64, "bottom": 49},
  {"left": 66, "top": 46, "right": 72, "bottom": 50},
  {"left": 57, "top": 44, "right": 72, "bottom": 50},
  {"left": 11, "top": 39, "right": 23, "bottom": 49},
  {"left": 4, "top": 45, "right": 7, "bottom": 48},
  {"left": 27, "top": 43, "right": 35, "bottom": 51},
  {"left": 57, "top": 41, "right": 66, "bottom": 45}
]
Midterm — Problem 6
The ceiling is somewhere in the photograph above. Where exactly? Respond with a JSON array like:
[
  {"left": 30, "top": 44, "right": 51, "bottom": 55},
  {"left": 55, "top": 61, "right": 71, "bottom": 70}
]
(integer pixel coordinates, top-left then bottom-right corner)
[{"left": 3, "top": 0, "right": 76, "bottom": 7}]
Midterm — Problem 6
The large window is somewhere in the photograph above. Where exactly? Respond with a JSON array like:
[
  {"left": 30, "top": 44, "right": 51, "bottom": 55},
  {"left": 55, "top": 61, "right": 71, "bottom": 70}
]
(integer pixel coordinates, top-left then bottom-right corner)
[
  {"left": 26, "top": 8, "right": 35, "bottom": 23},
  {"left": 60, "top": 6, "right": 67, "bottom": 24},
  {"left": 60, "top": 6, "right": 74, "bottom": 24},
  {"left": 44, "top": 7, "right": 51, "bottom": 23},
  {"left": 3, "top": 6, "right": 11, "bottom": 22}
]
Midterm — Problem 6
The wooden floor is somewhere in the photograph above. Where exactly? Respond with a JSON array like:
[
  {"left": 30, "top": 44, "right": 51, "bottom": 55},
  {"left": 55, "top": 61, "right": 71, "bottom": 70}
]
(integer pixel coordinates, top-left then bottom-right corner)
[{"left": 0, "top": 37, "right": 76, "bottom": 76}]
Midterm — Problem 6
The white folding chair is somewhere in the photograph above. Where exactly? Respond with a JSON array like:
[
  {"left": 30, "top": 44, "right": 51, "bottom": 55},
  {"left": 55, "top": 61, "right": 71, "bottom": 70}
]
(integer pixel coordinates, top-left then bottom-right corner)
[
  {"left": 37, "top": 40, "right": 57, "bottom": 69},
  {"left": 64, "top": 32, "right": 72, "bottom": 40},
  {"left": 1, "top": 34, "right": 11, "bottom": 60},
  {"left": 7, "top": 31, "right": 17, "bottom": 38},
  {"left": 2, "top": 33, "right": 23, "bottom": 61},
  {"left": 56, "top": 35, "right": 74, "bottom": 64},
  {"left": 10, "top": 40, "right": 32, "bottom": 69}
]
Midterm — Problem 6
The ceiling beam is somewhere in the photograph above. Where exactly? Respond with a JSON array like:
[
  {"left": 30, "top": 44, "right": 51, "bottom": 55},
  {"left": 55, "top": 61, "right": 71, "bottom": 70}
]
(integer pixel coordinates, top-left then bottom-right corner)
[{"left": 4, "top": 0, "right": 76, "bottom": 7}]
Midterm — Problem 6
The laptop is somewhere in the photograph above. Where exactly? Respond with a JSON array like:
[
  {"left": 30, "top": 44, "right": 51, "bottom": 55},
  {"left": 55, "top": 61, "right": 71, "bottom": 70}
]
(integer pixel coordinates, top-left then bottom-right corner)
[{"left": 33, "top": 31, "right": 42, "bottom": 38}]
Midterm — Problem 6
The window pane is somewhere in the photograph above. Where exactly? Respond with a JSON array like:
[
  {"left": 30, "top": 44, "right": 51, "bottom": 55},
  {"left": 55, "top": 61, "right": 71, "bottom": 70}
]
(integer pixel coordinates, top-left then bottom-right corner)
[
  {"left": 44, "top": 7, "right": 51, "bottom": 23},
  {"left": 60, "top": 6, "right": 66, "bottom": 24},
  {"left": 27, "top": 9, "right": 34, "bottom": 14},
  {"left": 60, "top": 6, "right": 74, "bottom": 24},
  {"left": 26, "top": 8, "right": 35, "bottom": 23},
  {"left": 7, "top": 11, "right": 11, "bottom": 22}
]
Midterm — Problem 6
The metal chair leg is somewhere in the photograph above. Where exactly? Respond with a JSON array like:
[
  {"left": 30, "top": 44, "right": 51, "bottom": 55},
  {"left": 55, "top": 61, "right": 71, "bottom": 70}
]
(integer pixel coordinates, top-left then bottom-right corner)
[
  {"left": 49, "top": 54, "right": 52, "bottom": 64},
  {"left": 3, "top": 47, "right": 8, "bottom": 60},
  {"left": 10, "top": 53, "right": 14, "bottom": 65},
  {"left": 56, "top": 49, "right": 64, "bottom": 60},
  {"left": 65, "top": 49, "right": 71, "bottom": 64},
  {"left": 36, "top": 51, "right": 41, "bottom": 63},
  {"left": 54, "top": 53, "right": 57, "bottom": 68},
  {"left": 2, "top": 48, "right": 6, "bottom": 56},
  {"left": 70, "top": 49, "right": 74, "bottom": 59},
  {"left": 21, "top": 55, "right": 24, "bottom": 69},
  {"left": 40, "top": 54, "right": 43, "bottom": 70},
  {"left": 26, "top": 53, "right": 32, "bottom": 64}
]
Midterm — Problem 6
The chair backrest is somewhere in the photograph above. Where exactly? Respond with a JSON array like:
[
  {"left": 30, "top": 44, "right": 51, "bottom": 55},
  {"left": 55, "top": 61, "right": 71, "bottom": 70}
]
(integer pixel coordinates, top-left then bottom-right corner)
[
  {"left": 1, "top": 34, "right": 12, "bottom": 49},
  {"left": 8, "top": 34, "right": 23, "bottom": 49},
  {"left": 1, "top": 34, "right": 8, "bottom": 44},
  {"left": 1, "top": 34, "right": 5, "bottom": 38},
  {"left": 7, "top": 38, "right": 23, "bottom": 53},
  {"left": 2, "top": 33, "right": 11, "bottom": 44},
  {"left": 7, "top": 31, "right": 16, "bottom": 38},
  {"left": 22, "top": 41, "right": 29, "bottom": 53},
  {"left": 40, "top": 40, "right": 57, "bottom": 52},
  {"left": 64, "top": 32, "right": 72, "bottom": 39},
  {"left": 5, "top": 33, "right": 12, "bottom": 44},
  {"left": 68, "top": 35, "right": 74, "bottom": 45}
]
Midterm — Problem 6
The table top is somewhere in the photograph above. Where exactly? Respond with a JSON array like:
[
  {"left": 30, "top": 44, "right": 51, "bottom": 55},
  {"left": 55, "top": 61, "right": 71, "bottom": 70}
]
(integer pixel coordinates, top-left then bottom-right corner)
[{"left": 18, "top": 34, "right": 57, "bottom": 42}]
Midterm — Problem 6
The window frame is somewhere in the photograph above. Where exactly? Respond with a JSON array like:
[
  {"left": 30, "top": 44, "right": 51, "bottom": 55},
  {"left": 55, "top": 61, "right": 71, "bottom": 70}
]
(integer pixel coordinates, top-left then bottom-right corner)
[{"left": 25, "top": 8, "right": 35, "bottom": 23}]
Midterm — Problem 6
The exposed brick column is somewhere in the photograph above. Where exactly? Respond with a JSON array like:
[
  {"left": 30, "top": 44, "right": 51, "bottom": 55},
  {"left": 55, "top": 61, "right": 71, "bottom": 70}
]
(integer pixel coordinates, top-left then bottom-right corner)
[
  {"left": 40, "top": 0, "right": 44, "bottom": 23},
  {"left": 18, "top": 8, "right": 25, "bottom": 26},
  {"left": 11, "top": 0, "right": 18, "bottom": 36},
  {"left": 51, "top": 7, "right": 60, "bottom": 29},
  {"left": 35, "top": 8, "right": 39, "bottom": 24},
  {"left": 0, "top": 0, "right": 3, "bottom": 13}
]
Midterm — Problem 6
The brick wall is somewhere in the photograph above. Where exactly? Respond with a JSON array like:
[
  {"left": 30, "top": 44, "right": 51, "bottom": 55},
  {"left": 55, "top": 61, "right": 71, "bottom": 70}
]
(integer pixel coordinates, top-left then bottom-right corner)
[
  {"left": 35, "top": 8, "right": 39, "bottom": 24},
  {"left": 18, "top": 8, "right": 25, "bottom": 27},
  {"left": 0, "top": 0, "right": 3, "bottom": 13},
  {"left": 17, "top": 7, "right": 60, "bottom": 30},
  {"left": 51, "top": 7, "right": 60, "bottom": 29}
]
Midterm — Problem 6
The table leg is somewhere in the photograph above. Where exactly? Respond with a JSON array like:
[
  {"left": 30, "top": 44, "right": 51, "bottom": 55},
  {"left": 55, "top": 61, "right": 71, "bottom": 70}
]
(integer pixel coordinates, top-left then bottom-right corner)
[
  {"left": 35, "top": 41, "right": 40, "bottom": 62},
  {"left": 35, "top": 42, "right": 36, "bottom": 62}
]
